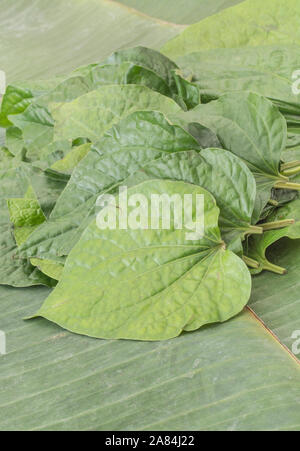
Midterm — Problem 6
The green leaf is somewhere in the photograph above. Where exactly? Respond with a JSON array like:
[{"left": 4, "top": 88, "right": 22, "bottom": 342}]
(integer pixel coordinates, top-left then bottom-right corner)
[
  {"left": 100, "top": 46, "right": 200, "bottom": 109},
  {"left": 33, "top": 180, "right": 251, "bottom": 340},
  {"left": 5, "top": 127, "right": 24, "bottom": 156},
  {"left": 268, "top": 197, "right": 300, "bottom": 239},
  {"left": 19, "top": 110, "right": 200, "bottom": 261},
  {"left": 243, "top": 194, "right": 300, "bottom": 274},
  {"left": 30, "top": 258, "right": 64, "bottom": 281},
  {"left": 50, "top": 143, "right": 91, "bottom": 175},
  {"left": 0, "top": 158, "right": 67, "bottom": 286},
  {"left": 0, "top": 86, "right": 34, "bottom": 128},
  {"left": 0, "top": 163, "right": 53, "bottom": 287},
  {"left": 7, "top": 187, "right": 46, "bottom": 247},
  {"left": 244, "top": 230, "right": 290, "bottom": 275},
  {"left": 51, "top": 84, "right": 181, "bottom": 143},
  {"left": 173, "top": 92, "right": 288, "bottom": 222},
  {"left": 6, "top": 186, "right": 63, "bottom": 282},
  {"left": 103, "top": 46, "right": 178, "bottom": 86},
  {"left": 162, "top": 0, "right": 300, "bottom": 58},
  {"left": 175, "top": 45, "right": 300, "bottom": 111},
  {"left": 9, "top": 83, "right": 181, "bottom": 162},
  {"left": 125, "top": 148, "right": 258, "bottom": 248},
  {"left": 9, "top": 104, "right": 54, "bottom": 157},
  {"left": 0, "top": 79, "right": 63, "bottom": 128}
]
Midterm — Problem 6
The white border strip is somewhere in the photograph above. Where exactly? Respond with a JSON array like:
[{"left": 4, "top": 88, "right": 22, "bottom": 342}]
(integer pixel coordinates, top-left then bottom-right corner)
[
  {"left": 0, "top": 330, "right": 6, "bottom": 355},
  {"left": 0, "top": 70, "right": 6, "bottom": 95}
]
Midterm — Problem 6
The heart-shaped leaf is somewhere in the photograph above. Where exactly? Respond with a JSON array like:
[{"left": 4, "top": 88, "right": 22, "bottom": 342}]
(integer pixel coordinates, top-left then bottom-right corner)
[{"left": 33, "top": 180, "right": 251, "bottom": 340}]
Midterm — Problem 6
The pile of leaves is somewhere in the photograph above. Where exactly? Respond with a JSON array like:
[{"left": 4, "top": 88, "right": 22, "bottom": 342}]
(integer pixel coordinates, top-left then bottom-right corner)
[{"left": 1, "top": 1, "right": 300, "bottom": 341}]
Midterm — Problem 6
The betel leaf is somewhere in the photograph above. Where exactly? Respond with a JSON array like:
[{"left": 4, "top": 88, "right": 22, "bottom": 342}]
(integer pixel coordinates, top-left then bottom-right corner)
[
  {"left": 0, "top": 79, "right": 63, "bottom": 128},
  {"left": 32, "top": 180, "right": 251, "bottom": 341},
  {"left": 9, "top": 104, "right": 54, "bottom": 158},
  {"left": 244, "top": 230, "right": 291, "bottom": 276},
  {"left": 162, "top": 0, "right": 300, "bottom": 59},
  {"left": 175, "top": 45, "right": 300, "bottom": 111},
  {"left": 267, "top": 196, "right": 300, "bottom": 240},
  {"left": 7, "top": 186, "right": 46, "bottom": 247},
  {"left": 29, "top": 258, "right": 64, "bottom": 281},
  {"left": 7, "top": 186, "right": 63, "bottom": 282},
  {"left": 0, "top": 153, "right": 67, "bottom": 286},
  {"left": 103, "top": 46, "right": 178, "bottom": 87},
  {"left": 50, "top": 143, "right": 91, "bottom": 175},
  {"left": 173, "top": 91, "right": 290, "bottom": 222},
  {"left": 101, "top": 46, "right": 200, "bottom": 108},
  {"left": 19, "top": 110, "right": 201, "bottom": 261},
  {"left": 0, "top": 162, "right": 54, "bottom": 287},
  {"left": 7, "top": 51, "right": 188, "bottom": 159},
  {"left": 51, "top": 84, "right": 181, "bottom": 143},
  {"left": 244, "top": 196, "right": 300, "bottom": 274},
  {"left": 125, "top": 148, "right": 258, "bottom": 250},
  {"left": 9, "top": 83, "right": 182, "bottom": 162},
  {"left": 0, "top": 86, "right": 34, "bottom": 128},
  {"left": 19, "top": 165, "right": 69, "bottom": 219}
]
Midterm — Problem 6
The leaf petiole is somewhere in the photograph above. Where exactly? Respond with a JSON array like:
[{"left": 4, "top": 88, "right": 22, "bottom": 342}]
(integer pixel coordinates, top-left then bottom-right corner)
[
  {"left": 268, "top": 199, "right": 279, "bottom": 207},
  {"left": 243, "top": 256, "right": 260, "bottom": 269},
  {"left": 245, "top": 225, "right": 263, "bottom": 235},
  {"left": 280, "top": 160, "right": 300, "bottom": 171},
  {"left": 262, "top": 261, "right": 287, "bottom": 275},
  {"left": 274, "top": 181, "right": 300, "bottom": 191},
  {"left": 260, "top": 219, "right": 295, "bottom": 231},
  {"left": 281, "top": 165, "right": 300, "bottom": 177}
]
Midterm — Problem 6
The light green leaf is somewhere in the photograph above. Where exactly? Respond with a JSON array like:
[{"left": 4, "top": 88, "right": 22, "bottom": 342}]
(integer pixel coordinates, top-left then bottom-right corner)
[
  {"left": 30, "top": 258, "right": 64, "bottom": 281},
  {"left": 7, "top": 188, "right": 46, "bottom": 247},
  {"left": 9, "top": 104, "right": 54, "bottom": 157},
  {"left": 175, "top": 45, "right": 300, "bottom": 111},
  {"left": 6, "top": 186, "right": 63, "bottom": 282},
  {"left": 125, "top": 148, "right": 258, "bottom": 248},
  {"left": 0, "top": 86, "right": 34, "bottom": 128},
  {"left": 0, "top": 163, "right": 53, "bottom": 287},
  {"left": 243, "top": 195, "right": 300, "bottom": 274},
  {"left": 103, "top": 46, "right": 178, "bottom": 86},
  {"left": 0, "top": 79, "right": 63, "bottom": 128},
  {"left": 268, "top": 197, "right": 300, "bottom": 238},
  {"left": 52, "top": 85, "right": 181, "bottom": 143},
  {"left": 33, "top": 180, "right": 251, "bottom": 341},
  {"left": 0, "top": 159, "right": 67, "bottom": 286},
  {"left": 244, "top": 230, "right": 290, "bottom": 275},
  {"left": 50, "top": 143, "right": 91, "bottom": 174},
  {"left": 19, "top": 110, "right": 200, "bottom": 261},
  {"left": 162, "top": 0, "right": 300, "bottom": 59},
  {"left": 102, "top": 46, "right": 200, "bottom": 108},
  {"left": 174, "top": 92, "right": 288, "bottom": 222}
]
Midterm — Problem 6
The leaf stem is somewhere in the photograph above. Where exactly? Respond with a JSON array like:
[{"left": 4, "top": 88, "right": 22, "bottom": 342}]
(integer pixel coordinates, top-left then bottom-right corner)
[
  {"left": 242, "top": 256, "right": 260, "bottom": 269},
  {"left": 268, "top": 199, "right": 279, "bottom": 207},
  {"left": 263, "top": 261, "right": 287, "bottom": 275},
  {"left": 281, "top": 165, "right": 300, "bottom": 177},
  {"left": 260, "top": 219, "right": 295, "bottom": 231},
  {"left": 245, "top": 225, "right": 263, "bottom": 235},
  {"left": 274, "top": 181, "right": 300, "bottom": 191},
  {"left": 281, "top": 160, "right": 300, "bottom": 171}
]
